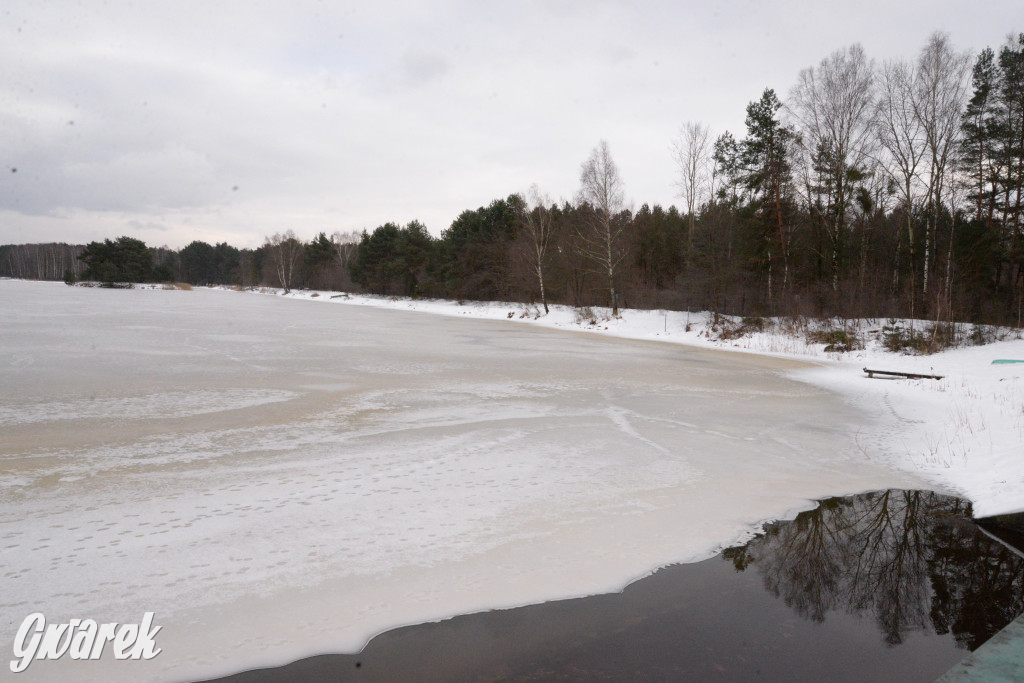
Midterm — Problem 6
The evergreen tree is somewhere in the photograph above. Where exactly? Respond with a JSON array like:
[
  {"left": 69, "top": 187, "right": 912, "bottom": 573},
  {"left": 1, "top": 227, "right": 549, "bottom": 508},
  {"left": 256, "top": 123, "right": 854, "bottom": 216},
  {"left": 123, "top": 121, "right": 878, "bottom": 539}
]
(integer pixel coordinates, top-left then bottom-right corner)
[
  {"left": 961, "top": 48, "right": 999, "bottom": 224},
  {"left": 178, "top": 240, "right": 216, "bottom": 285},
  {"left": 303, "top": 232, "right": 336, "bottom": 289},
  {"left": 741, "top": 88, "right": 795, "bottom": 300},
  {"left": 995, "top": 34, "right": 1024, "bottom": 234},
  {"left": 396, "top": 220, "right": 434, "bottom": 297},
  {"left": 79, "top": 236, "right": 154, "bottom": 284},
  {"left": 352, "top": 221, "right": 436, "bottom": 297},
  {"left": 304, "top": 232, "right": 334, "bottom": 270},
  {"left": 712, "top": 131, "right": 743, "bottom": 204},
  {"left": 632, "top": 204, "right": 685, "bottom": 290},
  {"left": 152, "top": 263, "right": 174, "bottom": 282},
  {"left": 212, "top": 243, "right": 241, "bottom": 284},
  {"left": 440, "top": 195, "right": 522, "bottom": 300},
  {"left": 176, "top": 241, "right": 239, "bottom": 285},
  {"left": 352, "top": 224, "right": 400, "bottom": 295}
]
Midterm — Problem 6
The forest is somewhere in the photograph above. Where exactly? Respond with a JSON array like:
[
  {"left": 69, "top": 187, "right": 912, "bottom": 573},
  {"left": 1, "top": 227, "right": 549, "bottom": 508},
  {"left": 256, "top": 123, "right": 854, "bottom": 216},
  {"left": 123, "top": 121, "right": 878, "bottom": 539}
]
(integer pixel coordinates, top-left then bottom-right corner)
[{"left": 3, "top": 32, "right": 1023, "bottom": 328}]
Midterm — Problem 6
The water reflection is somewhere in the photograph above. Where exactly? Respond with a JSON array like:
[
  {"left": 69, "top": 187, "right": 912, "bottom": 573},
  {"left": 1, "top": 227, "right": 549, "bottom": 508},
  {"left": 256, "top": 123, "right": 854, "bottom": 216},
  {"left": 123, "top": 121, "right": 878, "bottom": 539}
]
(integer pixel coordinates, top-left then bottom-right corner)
[{"left": 724, "top": 490, "right": 1024, "bottom": 650}]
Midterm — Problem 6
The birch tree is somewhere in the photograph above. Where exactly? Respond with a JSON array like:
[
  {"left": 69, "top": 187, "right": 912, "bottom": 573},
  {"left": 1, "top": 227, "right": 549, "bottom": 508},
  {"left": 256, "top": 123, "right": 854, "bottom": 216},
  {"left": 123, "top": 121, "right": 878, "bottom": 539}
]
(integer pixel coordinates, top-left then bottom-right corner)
[
  {"left": 876, "top": 59, "right": 925, "bottom": 308},
  {"left": 913, "top": 32, "right": 972, "bottom": 296},
  {"left": 517, "top": 185, "right": 556, "bottom": 314},
  {"left": 577, "top": 140, "right": 627, "bottom": 316},
  {"left": 264, "top": 230, "right": 303, "bottom": 293},
  {"left": 331, "top": 230, "right": 361, "bottom": 270},
  {"left": 670, "top": 121, "right": 713, "bottom": 256}
]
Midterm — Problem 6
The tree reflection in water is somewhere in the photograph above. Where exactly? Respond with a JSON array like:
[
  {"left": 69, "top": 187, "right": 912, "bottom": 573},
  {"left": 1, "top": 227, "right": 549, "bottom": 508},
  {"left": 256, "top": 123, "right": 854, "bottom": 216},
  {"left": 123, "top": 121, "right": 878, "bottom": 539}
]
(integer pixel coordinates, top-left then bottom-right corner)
[{"left": 723, "top": 490, "right": 1024, "bottom": 650}]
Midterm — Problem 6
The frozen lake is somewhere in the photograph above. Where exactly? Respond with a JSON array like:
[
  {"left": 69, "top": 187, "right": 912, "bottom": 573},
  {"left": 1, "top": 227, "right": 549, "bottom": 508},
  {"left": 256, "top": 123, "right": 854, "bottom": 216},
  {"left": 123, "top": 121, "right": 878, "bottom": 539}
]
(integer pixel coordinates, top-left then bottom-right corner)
[{"left": 0, "top": 281, "right": 928, "bottom": 681}]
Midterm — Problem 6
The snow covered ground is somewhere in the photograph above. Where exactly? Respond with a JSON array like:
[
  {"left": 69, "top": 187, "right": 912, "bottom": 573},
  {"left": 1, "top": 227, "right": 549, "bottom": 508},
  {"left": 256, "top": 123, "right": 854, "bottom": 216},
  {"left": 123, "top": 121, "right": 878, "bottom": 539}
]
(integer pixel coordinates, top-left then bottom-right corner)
[{"left": 0, "top": 279, "right": 1019, "bottom": 682}]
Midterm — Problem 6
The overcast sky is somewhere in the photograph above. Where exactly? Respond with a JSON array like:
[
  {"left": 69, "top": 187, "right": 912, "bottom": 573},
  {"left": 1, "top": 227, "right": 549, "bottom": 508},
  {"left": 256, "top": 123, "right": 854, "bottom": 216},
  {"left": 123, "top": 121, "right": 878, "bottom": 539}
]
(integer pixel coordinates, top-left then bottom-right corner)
[{"left": 1, "top": 1, "right": 1020, "bottom": 249}]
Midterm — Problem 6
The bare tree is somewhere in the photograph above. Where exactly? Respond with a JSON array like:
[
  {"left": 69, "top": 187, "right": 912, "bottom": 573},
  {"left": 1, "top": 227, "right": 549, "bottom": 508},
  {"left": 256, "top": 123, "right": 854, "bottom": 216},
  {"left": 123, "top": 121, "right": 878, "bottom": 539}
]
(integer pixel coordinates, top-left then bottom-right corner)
[
  {"left": 913, "top": 32, "right": 972, "bottom": 297},
  {"left": 577, "top": 140, "right": 627, "bottom": 316},
  {"left": 670, "top": 121, "right": 713, "bottom": 255},
  {"left": 331, "top": 230, "right": 361, "bottom": 270},
  {"left": 517, "top": 185, "right": 556, "bottom": 314},
  {"left": 0, "top": 243, "right": 86, "bottom": 281},
  {"left": 264, "top": 230, "right": 303, "bottom": 293},
  {"left": 876, "top": 58, "right": 926, "bottom": 311},
  {"left": 789, "top": 44, "right": 877, "bottom": 291}
]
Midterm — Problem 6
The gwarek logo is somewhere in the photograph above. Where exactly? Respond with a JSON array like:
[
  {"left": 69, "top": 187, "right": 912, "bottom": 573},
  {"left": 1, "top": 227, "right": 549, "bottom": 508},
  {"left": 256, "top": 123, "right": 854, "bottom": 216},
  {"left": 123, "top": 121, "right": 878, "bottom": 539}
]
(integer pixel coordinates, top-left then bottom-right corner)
[{"left": 10, "top": 612, "right": 162, "bottom": 673}]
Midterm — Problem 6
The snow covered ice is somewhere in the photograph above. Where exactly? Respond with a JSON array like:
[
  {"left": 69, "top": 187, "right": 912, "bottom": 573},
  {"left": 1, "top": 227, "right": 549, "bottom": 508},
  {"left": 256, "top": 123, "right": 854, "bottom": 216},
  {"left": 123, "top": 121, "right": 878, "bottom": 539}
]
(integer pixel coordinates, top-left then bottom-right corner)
[
  {"left": 309, "top": 289, "right": 1024, "bottom": 520},
  {"left": 0, "top": 279, "right": 1005, "bottom": 681}
]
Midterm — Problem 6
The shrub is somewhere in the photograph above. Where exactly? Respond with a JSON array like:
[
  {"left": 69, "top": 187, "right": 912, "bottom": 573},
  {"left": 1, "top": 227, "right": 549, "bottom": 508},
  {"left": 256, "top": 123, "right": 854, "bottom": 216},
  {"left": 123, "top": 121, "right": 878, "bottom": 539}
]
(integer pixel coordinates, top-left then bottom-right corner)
[
  {"left": 808, "top": 328, "right": 861, "bottom": 353},
  {"left": 741, "top": 316, "right": 766, "bottom": 332},
  {"left": 927, "top": 322, "right": 957, "bottom": 352},
  {"left": 574, "top": 306, "right": 598, "bottom": 325},
  {"left": 717, "top": 316, "right": 768, "bottom": 341},
  {"left": 882, "top": 319, "right": 932, "bottom": 354},
  {"left": 969, "top": 324, "right": 993, "bottom": 346}
]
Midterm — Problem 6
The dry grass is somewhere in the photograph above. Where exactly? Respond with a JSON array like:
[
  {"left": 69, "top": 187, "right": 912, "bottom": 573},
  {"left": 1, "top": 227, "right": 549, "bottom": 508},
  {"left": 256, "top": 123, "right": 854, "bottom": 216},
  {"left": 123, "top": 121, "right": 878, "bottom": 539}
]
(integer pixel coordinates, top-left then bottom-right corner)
[
  {"left": 161, "top": 282, "right": 193, "bottom": 291},
  {"left": 573, "top": 306, "right": 599, "bottom": 326},
  {"left": 806, "top": 328, "right": 862, "bottom": 352},
  {"left": 715, "top": 316, "right": 767, "bottom": 341}
]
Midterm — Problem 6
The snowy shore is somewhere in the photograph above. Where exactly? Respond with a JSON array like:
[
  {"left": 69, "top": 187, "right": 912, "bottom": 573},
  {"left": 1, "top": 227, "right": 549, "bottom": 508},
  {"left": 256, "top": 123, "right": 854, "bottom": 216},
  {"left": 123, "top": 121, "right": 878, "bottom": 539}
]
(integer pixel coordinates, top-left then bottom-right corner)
[{"left": 248, "top": 286, "right": 1024, "bottom": 518}]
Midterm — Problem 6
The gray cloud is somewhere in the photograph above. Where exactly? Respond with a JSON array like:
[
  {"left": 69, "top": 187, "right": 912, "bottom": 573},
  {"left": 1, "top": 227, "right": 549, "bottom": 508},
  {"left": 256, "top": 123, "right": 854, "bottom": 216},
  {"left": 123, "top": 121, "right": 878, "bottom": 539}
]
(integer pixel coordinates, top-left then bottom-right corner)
[
  {"left": 0, "top": 0, "right": 1019, "bottom": 248},
  {"left": 400, "top": 50, "right": 451, "bottom": 86}
]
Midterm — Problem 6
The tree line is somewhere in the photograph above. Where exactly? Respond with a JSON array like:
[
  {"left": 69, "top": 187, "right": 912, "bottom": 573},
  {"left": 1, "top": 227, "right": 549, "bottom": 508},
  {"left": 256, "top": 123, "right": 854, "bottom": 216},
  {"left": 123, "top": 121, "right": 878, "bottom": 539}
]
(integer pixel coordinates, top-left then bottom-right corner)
[{"left": 2, "top": 31, "right": 1022, "bottom": 326}]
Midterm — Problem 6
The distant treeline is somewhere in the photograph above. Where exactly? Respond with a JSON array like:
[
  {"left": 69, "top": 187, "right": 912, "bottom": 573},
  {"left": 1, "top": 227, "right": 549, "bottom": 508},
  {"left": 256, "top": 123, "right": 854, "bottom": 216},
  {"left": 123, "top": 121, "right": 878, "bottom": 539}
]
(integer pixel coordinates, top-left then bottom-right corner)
[
  {"left": 0, "top": 242, "right": 86, "bottom": 281},
  {"left": 3, "top": 32, "right": 1023, "bottom": 327}
]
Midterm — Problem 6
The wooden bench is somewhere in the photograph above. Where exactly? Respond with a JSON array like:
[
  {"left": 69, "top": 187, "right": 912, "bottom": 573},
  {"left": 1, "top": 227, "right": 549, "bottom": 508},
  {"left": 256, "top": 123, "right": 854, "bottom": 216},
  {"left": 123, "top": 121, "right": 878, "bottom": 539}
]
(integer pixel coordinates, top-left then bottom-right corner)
[{"left": 863, "top": 367, "right": 944, "bottom": 380}]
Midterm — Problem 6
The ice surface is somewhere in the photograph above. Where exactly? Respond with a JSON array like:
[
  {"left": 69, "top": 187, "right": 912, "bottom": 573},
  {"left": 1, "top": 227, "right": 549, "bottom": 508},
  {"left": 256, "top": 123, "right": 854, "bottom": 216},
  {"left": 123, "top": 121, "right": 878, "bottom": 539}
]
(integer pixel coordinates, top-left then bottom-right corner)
[
  {"left": 290, "top": 289, "right": 1024, "bottom": 519},
  {"left": 0, "top": 281, "right": 931, "bottom": 681}
]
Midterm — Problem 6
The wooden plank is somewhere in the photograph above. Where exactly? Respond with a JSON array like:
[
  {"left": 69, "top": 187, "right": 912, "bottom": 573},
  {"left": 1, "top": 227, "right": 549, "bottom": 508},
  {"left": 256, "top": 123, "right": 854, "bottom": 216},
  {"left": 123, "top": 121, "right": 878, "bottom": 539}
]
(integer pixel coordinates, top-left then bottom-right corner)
[{"left": 863, "top": 367, "right": 944, "bottom": 380}]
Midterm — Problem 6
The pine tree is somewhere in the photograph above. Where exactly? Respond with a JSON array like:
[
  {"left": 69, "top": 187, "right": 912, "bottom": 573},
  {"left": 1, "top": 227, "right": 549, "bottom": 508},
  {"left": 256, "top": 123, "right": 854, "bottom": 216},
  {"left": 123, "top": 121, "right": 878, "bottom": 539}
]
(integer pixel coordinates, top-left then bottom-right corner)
[
  {"left": 995, "top": 34, "right": 1024, "bottom": 234},
  {"left": 712, "top": 131, "right": 742, "bottom": 205},
  {"left": 741, "top": 88, "right": 795, "bottom": 299},
  {"left": 79, "top": 236, "right": 154, "bottom": 284},
  {"left": 961, "top": 48, "right": 999, "bottom": 224}
]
